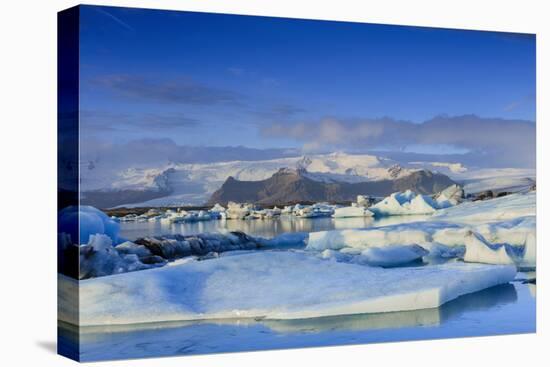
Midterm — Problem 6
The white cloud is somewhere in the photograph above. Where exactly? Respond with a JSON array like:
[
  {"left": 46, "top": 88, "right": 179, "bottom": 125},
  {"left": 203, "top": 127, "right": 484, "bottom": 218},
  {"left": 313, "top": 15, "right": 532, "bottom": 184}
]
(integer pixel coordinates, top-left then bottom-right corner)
[{"left": 261, "top": 115, "right": 535, "bottom": 168}]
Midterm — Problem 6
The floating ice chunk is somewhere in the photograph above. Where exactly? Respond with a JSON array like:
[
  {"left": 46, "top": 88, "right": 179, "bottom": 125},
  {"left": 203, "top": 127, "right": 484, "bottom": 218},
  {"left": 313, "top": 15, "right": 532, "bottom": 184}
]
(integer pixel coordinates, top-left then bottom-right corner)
[
  {"left": 434, "top": 184, "right": 464, "bottom": 207},
  {"left": 432, "top": 227, "right": 472, "bottom": 246},
  {"left": 321, "top": 245, "right": 428, "bottom": 267},
  {"left": 421, "top": 242, "right": 465, "bottom": 259},
  {"left": 59, "top": 205, "right": 120, "bottom": 244},
  {"left": 64, "top": 251, "right": 516, "bottom": 326},
  {"left": 210, "top": 203, "right": 226, "bottom": 212},
  {"left": 433, "top": 192, "right": 535, "bottom": 223},
  {"left": 308, "top": 217, "right": 534, "bottom": 266},
  {"left": 226, "top": 202, "right": 257, "bottom": 219},
  {"left": 361, "top": 245, "right": 428, "bottom": 267},
  {"left": 475, "top": 216, "right": 535, "bottom": 246},
  {"left": 370, "top": 192, "right": 438, "bottom": 216},
  {"left": 409, "top": 195, "right": 438, "bottom": 214},
  {"left": 307, "top": 228, "right": 430, "bottom": 251},
  {"left": 358, "top": 245, "right": 428, "bottom": 267},
  {"left": 519, "top": 232, "right": 536, "bottom": 269},
  {"left": 87, "top": 233, "right": 113, "bottom": 252},
  {"left": 115, "top": 241, "right": 153, "bottom": 258},
  {"left": 463, "top": 231, "right": 514, "bottom": 265},
  {"left": 134, "top": 232, "right": 261, "bottom": 260},
  {"left": 79, "top": 234, "right": 153, "bottom": 279},
  {"left": 333, "top": 206, "right": 374, "bottom": 218},
  {"left": 259, "top": 232, "right": 308, "bottom": 248}
]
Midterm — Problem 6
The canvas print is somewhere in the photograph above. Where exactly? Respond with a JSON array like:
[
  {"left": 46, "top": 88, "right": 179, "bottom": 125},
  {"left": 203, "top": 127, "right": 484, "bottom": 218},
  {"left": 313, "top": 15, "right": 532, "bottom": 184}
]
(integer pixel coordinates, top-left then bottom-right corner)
[{"left": 58, "top": 5, "right": 536, "bottom": 362}]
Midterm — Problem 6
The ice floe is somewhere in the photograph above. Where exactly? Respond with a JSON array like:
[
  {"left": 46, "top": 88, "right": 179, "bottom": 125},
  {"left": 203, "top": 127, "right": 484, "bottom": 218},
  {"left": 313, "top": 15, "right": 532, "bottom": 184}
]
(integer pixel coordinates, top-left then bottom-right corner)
[
  {"left": 432, "top": 192, "right": 535, "bottom": 223},
  {"left": 320, "top": 245, "right": 428, "bottom": 267},
  {"left": 79, "top": 234, "right": 159, "bottom": 279},
  {"left": 59, "top": 205, "right": 120, "bottom": 244},
  {"left": 333, "top": 206, "right": 373, "bottom": 218},
  {"left": 433, "top": 184, "right": 464, "bottom": 207},
  {"left": 462, "top": 231, "right": 515, "bottom": 265},
  {"left": 77, "top": 229, "right": 263, "bottom": 279},
  {"left": 59, "top": 251, "right": 516, "bottom": 326},
  {"left": 306, "top": 217, "right": 535, "bottom": 268}
]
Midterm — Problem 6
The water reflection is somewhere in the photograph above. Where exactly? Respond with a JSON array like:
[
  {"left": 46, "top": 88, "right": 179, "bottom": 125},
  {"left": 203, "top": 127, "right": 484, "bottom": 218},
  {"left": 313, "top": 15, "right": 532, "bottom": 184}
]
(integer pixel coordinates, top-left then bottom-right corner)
[
  {"left": 259, "top": 284, "right": 518, "bottom": 333},
  {"left": 119, "top": 215, "right": 433, "bottom": 241},
  {"left": 63, "top": 282, "right": 534, "bottom": 361}
]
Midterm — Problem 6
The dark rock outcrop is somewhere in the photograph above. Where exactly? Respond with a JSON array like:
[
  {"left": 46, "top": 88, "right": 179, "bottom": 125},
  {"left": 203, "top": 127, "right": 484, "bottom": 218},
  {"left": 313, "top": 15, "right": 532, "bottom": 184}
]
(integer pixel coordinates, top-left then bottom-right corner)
[{"left": 208, "top": 168, "right": 456, "bottom": 206}]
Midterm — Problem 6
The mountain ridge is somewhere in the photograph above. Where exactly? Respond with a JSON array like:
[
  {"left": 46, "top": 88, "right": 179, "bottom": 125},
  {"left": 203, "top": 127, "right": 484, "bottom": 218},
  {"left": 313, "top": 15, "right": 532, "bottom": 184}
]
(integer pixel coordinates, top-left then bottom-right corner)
[{"left": 208, "top": 168, "right": 456, "bottom": 206}]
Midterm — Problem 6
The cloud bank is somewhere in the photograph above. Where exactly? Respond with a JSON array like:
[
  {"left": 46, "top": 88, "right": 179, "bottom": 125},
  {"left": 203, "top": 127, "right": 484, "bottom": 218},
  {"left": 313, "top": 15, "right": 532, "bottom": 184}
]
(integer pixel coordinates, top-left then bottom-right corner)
[{"left": 261, "top": 115, "right": 535, "bottom": 168}]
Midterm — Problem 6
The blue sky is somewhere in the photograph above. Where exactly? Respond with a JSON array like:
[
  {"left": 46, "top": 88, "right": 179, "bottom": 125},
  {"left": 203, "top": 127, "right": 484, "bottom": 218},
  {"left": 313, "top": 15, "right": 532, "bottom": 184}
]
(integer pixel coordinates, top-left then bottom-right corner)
[{"left": 79, "top": 5, "right": 535, "bottom": 166}]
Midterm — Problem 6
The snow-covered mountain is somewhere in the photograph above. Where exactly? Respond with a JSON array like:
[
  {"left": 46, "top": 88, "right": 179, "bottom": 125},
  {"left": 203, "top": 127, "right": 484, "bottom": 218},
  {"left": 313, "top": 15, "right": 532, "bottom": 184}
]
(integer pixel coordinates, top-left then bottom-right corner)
[{"left": 80, "top": 152, "right": 535, "bottom": 208}]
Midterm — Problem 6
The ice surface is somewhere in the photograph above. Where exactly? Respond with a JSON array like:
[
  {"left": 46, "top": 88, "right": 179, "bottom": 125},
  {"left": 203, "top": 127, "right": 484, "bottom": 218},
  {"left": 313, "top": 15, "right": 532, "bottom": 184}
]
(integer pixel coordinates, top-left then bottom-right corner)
[
  {"left": 320, "top": 245, "right": 428, "bottom": 267},
  {"left": 79, "top": 234, "right": 155, "bottom": 279},
  {"left": 210, "top": 203, "right": 226, "bottom": 212},
  {"left": 475, "top": 216, "right": 535, "bottom": 246},
  {"left": 307, "top": 225, "right": 433, "bottom": 251},
  {"left": 369, "top": 190, "right": 439, "bottom": 216},
  {"left": 333, "top": 206, "right": 374, "bottom": 218},
  {"left": 59, "top": 205, "right": 120, "bottom": 244},
  {"left": 459, "top": 168, "right": 535, "bottom": 195},
  {"left": 259, "top": 232, "right": 308, "bottom": 248},
  {"left": 306, "top": 213, "right": 534, "bottom": 268},
  {"left": 463, "top": 231, "right": 514, "bottom": 265},
  {"left": 434, "top": 184, "right": 464, "bottom": 207},
  {"left": 519, "top": 232, "right": 536, "bottom": 269},
  {"left": 433, "top": 192, "right": 535, "bottom": 223},
  {"left": 59, "top": 251, "right": 516, "bottom": 326}
]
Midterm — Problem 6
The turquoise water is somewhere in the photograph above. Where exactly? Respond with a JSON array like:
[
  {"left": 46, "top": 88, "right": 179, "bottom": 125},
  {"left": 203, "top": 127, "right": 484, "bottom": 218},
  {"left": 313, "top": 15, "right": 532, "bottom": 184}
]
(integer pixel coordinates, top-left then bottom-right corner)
[{"left": 60, "top": 280, "right": 535, "bottom": 361}]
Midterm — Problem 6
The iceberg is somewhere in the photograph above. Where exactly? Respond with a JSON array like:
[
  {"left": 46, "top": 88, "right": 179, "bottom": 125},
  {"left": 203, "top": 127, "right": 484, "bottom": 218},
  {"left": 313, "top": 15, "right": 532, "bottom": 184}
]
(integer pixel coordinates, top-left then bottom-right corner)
[
  {"left": 520, "top": 232, "right": 536, "bottom": 269},
  {"left": 226, "top": 202, "right": 257, "bottom": 219},
  {"left": 462, "top": 231, "right": 515, "bottom": 265},
  {"left": 320, "top": 245, "right": 428, "bottom": 267},
  {"left": 59, "top": 205, "right": 120, "bottom": 244},
  {"left": 369, "top": 190, "right": 439, "bottom": 216},
  {"left": 79, "top": 234, "right": 157, "bottom": 279},
  {"left": 432, "top": 192, "right": 535, "bottom": 223},
  {"left": 434, "top": 184, "right": 464, "bottom": 207},
  {"left": 306, "top": 216, "right": 535, "bottom": 268},
  {"left": 366, "top": 185, "right": 465, "bottom": 217},
  {"left": 60, "top": 251, "right": 516, "bottom": 326},
  {"left": 259, "top": 232, "right": 308, "bottom": 248},
  {"left": 210, "top": 203, "right": 226, "bottom": 213},
  {"left": 332, "top": 206, "right": 374, "bottom": 218},
  {"left": 307, "top": 226, "right": 432, "bottom": 251},
  {"left": 134, "top": 232, "right": 261, "bottom": 260}
]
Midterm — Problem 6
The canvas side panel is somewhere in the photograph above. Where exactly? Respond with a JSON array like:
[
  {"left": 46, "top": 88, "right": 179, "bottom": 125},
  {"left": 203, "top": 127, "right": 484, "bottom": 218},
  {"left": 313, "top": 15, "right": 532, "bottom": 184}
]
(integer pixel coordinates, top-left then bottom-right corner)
[{"left": 57, "top": 5, "right": 81, "bottom": 362}]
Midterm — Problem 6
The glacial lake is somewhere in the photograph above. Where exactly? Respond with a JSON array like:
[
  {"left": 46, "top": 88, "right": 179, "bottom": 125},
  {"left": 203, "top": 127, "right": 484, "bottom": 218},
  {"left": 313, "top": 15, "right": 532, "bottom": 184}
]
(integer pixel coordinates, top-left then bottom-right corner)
[
  {"left": 118, "top": 215, "right": 434, "bottom": 241},
  {"left": 62, "top": 216, "right": 534, "bottom": 361},
  {"left": 60, "top": 279, "right": 535, "bottom": 362}
]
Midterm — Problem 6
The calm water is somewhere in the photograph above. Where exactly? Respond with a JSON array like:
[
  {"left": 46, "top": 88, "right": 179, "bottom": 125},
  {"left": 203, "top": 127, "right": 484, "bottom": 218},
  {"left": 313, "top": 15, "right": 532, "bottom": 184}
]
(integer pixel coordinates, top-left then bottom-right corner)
[
  {"left": 66, "top": 217, "right": 534, "bottom": 361},
  {"left": 60, "top": 279, "right": 535, "bottom": 362},
  {"left": 119, "top": 215, "right": 433, "bottom": 240}
]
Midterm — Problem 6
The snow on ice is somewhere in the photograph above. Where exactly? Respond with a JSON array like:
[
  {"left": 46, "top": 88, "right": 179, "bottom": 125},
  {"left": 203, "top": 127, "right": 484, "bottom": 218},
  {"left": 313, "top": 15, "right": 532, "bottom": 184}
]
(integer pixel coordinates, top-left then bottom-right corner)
[
  {"left": 432, "top": 192, "right": 535, "bottom": 223},
  {"left": 59, "top": 251, "right": 516, "bottom": 326}
]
